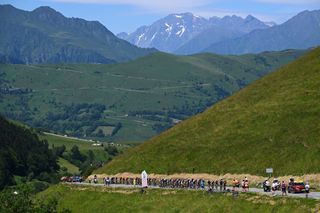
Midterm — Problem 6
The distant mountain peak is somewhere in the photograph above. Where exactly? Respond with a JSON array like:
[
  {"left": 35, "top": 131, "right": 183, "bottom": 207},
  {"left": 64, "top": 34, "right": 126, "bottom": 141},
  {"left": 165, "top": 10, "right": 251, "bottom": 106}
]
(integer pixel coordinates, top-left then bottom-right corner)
[
  {"left": 0, "top": 4, "right": 15, "bottom": 9},
  {"left": 204, "top": 9, "right": 320, "bottom": 55},
  {"left": 171, "top": 12, "right": 194, "bottom": 16},
  {"left": 119, "top": 12, "right": 271, "bottom": 53},
  {"left": 295, "top": 9, "right": 320, "bottom": 18},
  {"left": 245, "top": 15, "right": 257, "bottom": 21},
  {"left": 0, "top": 4, "right": 157, "bottom": 64},
  {"left": 166, "top": 12, "right": 205, "bottom": 20},
  {"left": 32, "top": 6, "right": 60, "bottom": 14},
  {"left": 31, "top": 6, "right": 65, "bottom": 21}
]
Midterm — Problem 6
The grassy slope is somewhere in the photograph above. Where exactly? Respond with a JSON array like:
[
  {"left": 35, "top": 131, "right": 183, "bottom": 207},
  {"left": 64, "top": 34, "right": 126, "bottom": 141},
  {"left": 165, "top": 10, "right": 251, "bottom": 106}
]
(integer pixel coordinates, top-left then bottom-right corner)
[
  {"left": 98, "top": 48, "right": 320, "bottom": 176},
  {"left": 0, "top": 50, "right": 306, "bottom": 141},
  {"left": 40, "top": 134, "right": 109, "bottom": 162},
  {"left": 58, "top": 157, "right": 79, "bottom": 174},
  {"left": 39, "top": 185, "right": 319, "bottom": 213}
]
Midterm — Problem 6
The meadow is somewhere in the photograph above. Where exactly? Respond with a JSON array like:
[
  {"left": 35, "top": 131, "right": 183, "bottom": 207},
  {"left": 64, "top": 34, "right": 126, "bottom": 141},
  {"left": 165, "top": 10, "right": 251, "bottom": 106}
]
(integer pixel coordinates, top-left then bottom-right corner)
[{"left": 38, "top": 184, "right": 319, "bottom": 213}]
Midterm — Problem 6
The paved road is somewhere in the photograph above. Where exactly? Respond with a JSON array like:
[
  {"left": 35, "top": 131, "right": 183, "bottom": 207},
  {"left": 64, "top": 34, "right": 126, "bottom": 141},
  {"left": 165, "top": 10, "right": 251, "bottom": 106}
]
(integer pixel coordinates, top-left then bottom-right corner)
[{"left": 66, "top": 182, "right": 320, "bottom": 200}]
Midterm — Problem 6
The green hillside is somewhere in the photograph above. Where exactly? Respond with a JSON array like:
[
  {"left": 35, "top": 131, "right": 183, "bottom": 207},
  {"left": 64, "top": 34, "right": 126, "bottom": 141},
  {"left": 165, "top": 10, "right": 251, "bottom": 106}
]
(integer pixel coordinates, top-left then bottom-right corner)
[
  {"left": 98, "top": 48, "right": 320, "bottom": 176},
  {"left": 0, "top": 50, "right": 306, "bottom": 142},
  {"left": 58, "top": 157, "right": 79, "bottom": 175},
  {"left": 0, "top": 4, "right": 156, "bottom": 64},
  {"left": 40, "top": 133, "right": 109, "bottom": 162},
  {"left": 0, "top": 116, "right": 59, "bottom": 189},
  {"left": 39, "top": 133, "right": 127, "bottom": 176}
]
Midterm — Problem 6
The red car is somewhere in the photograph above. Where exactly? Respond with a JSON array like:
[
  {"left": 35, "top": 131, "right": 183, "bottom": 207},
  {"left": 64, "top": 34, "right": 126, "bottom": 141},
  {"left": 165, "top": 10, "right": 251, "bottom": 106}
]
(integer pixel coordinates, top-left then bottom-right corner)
[{"left": 288, "top": 181, "right": 305, "bottom": 193}]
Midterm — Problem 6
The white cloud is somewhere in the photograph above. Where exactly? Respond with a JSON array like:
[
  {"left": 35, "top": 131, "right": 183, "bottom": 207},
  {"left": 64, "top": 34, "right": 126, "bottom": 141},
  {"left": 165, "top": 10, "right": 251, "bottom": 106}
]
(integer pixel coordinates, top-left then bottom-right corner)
[{"left": 50, "top": 0, "right": 214, "bottom": 11}]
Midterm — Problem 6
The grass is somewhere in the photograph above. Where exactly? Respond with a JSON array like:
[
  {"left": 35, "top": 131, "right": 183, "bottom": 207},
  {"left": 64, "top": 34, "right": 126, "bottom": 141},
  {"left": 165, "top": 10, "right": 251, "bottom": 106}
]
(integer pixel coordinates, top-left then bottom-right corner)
[
  {"left": 0, "top": 50, "right": 306, "bottom": 141},
  {"left": 40, "top": 133, "right": 109, "bottom": 163},
  {"left": 38, "top": 184, "right": 319, "bottom": 213},
  {"left": 97, "top": 47, "right": 320, "bottom": 176},
  {"left": 58, "top": 158, "right": 79, "bottom": 175},
  {"left": 40, "top": 134, "right": 104, "bottom": 151}
]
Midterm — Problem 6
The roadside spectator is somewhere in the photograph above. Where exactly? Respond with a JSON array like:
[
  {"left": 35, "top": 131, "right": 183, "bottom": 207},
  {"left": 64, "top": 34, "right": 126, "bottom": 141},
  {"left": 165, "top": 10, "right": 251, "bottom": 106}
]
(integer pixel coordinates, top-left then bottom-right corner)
[
  {"left": 281, "top": 181, "right": 287, "bottom": 196},
  {"left": 242, "top": 180, "right": 245, "bottom": 192},
  {"left": 244, "top": 179, "right": 249, "bottom": 192},
  {"left": 200, "top": 179, "right": 205, "bottom": 189},
  {"left": 305, "top": 182, "right": 310, "bottom": 198},
  {"left": 219, "top": 179, "right": 224, "bottom": 191}
]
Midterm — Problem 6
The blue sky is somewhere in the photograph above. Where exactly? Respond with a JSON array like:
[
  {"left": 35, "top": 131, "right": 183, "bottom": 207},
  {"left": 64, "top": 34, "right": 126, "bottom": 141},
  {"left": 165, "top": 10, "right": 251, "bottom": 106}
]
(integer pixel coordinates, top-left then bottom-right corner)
[{"left": 1, "top": 0, "right": 319, "bottom": 34}]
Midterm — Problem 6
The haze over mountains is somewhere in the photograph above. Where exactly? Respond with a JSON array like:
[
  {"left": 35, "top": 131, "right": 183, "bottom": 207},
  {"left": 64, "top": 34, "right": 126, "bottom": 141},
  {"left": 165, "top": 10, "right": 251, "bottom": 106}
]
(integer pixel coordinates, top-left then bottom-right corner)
[
  {"left": 119, "top": 10, "right": 320, "bottom": 55},
  {"left": 118, "top": 13, "right": 273, "bottom": 54},
  {"left": 0, "top": 4, "right": 156, "bottom": 64}
]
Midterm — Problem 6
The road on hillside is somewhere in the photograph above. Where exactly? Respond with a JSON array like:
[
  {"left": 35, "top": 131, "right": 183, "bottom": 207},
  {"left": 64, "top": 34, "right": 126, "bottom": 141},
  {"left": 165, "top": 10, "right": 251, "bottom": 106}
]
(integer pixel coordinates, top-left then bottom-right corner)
[{"left": 66, "top": 182, "right": 320, "bottom": 200}]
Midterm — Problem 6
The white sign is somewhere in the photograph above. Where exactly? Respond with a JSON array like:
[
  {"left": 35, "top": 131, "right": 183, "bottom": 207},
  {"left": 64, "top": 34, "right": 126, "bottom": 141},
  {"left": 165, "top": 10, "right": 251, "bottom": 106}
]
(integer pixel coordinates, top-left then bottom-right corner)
[
  {"left": 266, "top": 168, "right": 273, "bottom": 174},
  {"left": 141, "top": 170, "right": 148, "bottom": 187}
]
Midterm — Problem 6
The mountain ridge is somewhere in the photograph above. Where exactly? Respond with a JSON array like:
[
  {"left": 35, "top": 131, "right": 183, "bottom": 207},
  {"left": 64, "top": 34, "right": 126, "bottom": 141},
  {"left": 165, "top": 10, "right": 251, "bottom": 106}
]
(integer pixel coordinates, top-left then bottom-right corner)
[
  {"left": 203, "top": 10, "right": 320, "bottom": 54},
  {"left": 0, "top": 4, "right": 157, "bottom": 64},
  {"left": 118, "top": 12, "right": 271, "bottom": 53}
]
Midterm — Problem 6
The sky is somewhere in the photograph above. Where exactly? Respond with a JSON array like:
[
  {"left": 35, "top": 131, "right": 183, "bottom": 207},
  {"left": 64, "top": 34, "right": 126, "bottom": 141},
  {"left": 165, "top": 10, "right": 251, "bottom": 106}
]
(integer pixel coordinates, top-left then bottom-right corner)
[{"left": 1, "top": 0, "right": 319, "bottom": 34}]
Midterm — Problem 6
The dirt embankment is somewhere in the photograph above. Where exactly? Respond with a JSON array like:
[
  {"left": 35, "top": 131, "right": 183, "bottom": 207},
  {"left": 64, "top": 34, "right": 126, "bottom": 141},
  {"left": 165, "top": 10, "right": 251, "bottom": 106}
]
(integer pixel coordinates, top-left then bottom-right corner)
[{"left": 88, "top": 173, "right": 320, "bottom": 188}]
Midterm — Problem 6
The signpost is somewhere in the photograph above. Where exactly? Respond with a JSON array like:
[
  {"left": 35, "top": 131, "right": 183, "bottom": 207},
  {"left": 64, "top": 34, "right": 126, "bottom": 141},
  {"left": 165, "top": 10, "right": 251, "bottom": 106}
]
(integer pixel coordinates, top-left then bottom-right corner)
[{"left": 266, "top": 168, "right": 273, "bottom": 178}]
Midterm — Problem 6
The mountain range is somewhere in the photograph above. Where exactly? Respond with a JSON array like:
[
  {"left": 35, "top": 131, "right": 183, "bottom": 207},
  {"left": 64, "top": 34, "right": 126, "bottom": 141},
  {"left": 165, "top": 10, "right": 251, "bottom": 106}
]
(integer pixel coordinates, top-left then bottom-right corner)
[
  {"left": 205, "top": 10, "right": 320, "bottom": 54},
  {"left": 0, "top": 4, "right": 156, "bottom": 64},
  {"left": 118, "top": 13, "right": 272, "bottom": 54},
  {"left": 119, "top": 10, "right": 320, "bottom": 55}
]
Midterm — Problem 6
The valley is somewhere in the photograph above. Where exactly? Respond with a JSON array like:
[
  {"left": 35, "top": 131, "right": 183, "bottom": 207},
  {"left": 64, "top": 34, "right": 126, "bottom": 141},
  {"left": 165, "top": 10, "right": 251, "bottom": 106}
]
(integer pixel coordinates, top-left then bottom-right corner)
[{"left": 0, "top": 50, "right": 306, "bottom": 142}]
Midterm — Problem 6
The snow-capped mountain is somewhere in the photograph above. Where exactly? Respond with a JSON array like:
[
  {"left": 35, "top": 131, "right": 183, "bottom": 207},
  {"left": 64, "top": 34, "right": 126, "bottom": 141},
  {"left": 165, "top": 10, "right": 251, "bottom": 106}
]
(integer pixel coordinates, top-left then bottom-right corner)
[
  {"left": 118, "top": 13, "right": 208, "bottom": 52},
  {"left": 176, "top": 15, "right": 272, "bottom": 54},
  {"left": 264, "top": 21, "right": 277, "bottom": 27},
  {"left": 118, "top": 13, "right": 273, "bottom": 54}
]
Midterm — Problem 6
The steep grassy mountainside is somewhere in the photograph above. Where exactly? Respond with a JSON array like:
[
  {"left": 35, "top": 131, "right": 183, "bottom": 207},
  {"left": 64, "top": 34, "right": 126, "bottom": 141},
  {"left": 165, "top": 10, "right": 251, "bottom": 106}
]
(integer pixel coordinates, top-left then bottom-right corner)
[
  {"left": 0, "top": 5, "right": 156, "bottom": 64},
  {"left": 0, "top": 50, "right": 305, "bottom": 142},
  {"left": 98, "top": 48, "right": 320, "bottom": 176},
  {"left": 39, "top": 185, "right": 318, "bottom": 213}
]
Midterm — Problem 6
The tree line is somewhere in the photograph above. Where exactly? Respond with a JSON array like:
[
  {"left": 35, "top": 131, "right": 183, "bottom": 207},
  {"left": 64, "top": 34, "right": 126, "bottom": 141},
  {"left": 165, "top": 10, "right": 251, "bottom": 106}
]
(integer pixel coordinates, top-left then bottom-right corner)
[{"left": 0, "top": 116, "right": 59, "bottom": 190}]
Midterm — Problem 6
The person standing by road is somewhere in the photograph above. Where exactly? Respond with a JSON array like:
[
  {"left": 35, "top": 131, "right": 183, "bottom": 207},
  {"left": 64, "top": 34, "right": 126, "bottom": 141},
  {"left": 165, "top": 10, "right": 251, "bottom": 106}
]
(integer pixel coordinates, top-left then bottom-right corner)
[
  {"left": 200, "top": 179, "right": 205, "bottom": 189},
  {"left": 281, "top": 181, "right": 287, "bottom": 196},
  {"left": 241, "top": 180, "right": 245, "bottom": 192},
  {"left": 305, "top": 182, "right": 310, "bottom": 198},
  {"left": 219, "top": 179, "right": 223, "bottom": 191}
]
